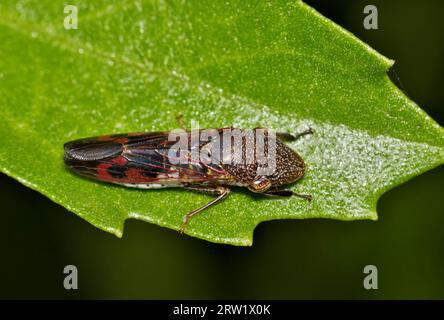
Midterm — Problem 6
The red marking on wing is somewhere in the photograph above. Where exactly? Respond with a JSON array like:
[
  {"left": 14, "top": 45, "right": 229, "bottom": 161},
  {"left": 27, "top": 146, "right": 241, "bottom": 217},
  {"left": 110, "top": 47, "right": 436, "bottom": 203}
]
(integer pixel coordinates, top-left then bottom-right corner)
[
  {"left": 111, "top": 156, "right": 128, "bottom": 165},
  {"left": 114, "top": 138, "right": 129, "bottom": 144},
  {"left": 125, "top": 168, "right": 145, "bottom": 180},
  {"left": 96, "top": 163, "right": 113, "bottom": 180},
  {"left": 97, "top": 135, "right": 113, "bottom": 141}
]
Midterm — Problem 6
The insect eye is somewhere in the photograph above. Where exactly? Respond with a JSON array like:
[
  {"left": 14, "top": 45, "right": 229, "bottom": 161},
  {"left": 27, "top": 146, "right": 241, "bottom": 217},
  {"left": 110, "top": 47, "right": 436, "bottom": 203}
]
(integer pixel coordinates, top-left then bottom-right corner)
[
  {"left": 248, "top": 177, "right": 271, "bottom": 193},
  {"left": 258, "top": 181, "right": 268, "bottom": 188}
]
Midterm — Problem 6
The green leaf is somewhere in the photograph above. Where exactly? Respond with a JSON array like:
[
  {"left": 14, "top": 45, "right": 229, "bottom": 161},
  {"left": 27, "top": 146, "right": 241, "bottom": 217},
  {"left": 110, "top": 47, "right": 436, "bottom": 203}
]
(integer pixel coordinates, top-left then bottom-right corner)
[{"left": 0, "top": 1, "right": 443, "bottom": 246}]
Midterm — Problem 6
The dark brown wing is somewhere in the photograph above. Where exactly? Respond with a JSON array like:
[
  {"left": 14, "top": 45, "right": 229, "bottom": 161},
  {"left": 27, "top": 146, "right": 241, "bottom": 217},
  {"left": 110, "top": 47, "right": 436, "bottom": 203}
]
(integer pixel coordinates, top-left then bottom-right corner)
[{"left": 64, "top": 130, "right": 230, "bottom": 186}]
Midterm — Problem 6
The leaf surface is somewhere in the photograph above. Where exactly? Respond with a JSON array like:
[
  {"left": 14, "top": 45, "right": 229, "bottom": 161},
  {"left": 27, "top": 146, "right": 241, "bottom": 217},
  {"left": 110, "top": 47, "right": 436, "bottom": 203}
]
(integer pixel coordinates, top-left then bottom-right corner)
[{"left": 0, "top": 0, "right": 443, "bottom": 245}]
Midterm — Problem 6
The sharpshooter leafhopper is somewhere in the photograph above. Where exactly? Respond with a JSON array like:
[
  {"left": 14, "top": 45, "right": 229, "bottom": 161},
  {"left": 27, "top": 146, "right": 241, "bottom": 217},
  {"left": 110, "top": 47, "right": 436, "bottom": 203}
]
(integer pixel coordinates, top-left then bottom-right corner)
[{"left": 64, "top": 124, "right": 313, "bottom": 233}]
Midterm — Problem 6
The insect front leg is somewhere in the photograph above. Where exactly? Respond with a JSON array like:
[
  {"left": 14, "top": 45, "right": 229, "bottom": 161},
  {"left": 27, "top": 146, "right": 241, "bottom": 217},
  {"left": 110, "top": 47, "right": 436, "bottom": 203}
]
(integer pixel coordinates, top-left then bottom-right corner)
[
  {"left": 276, "top": 128, "right": 314, "bottom": 142},
  {"left": 263, "top": 188, "right": 312, "bottom": 201},
  {"left": 179, "top": 186, "right": 231, "bottom": 234}
]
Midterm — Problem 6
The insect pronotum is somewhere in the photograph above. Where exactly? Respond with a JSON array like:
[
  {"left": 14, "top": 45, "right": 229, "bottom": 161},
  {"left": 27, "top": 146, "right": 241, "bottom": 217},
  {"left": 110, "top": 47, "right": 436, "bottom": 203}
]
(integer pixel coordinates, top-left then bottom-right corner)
[{"left": 64, "top": 119, "right": 313, "bottom": 233}]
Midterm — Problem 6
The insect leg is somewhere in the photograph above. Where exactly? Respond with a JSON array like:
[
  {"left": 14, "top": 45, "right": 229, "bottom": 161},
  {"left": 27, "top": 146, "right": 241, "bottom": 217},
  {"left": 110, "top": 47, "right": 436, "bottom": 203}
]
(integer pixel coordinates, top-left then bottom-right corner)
[
  {"left": 276, "top": 128, "right": 314, "bottom": 142},
  {"left": 263, "top": 189, "right": 312, "bottom": 201},
  {"left": 176, "top": 113, "right": 186, "bottom": 130},
  {"left": 179, "top": 186, "right": 231, "bottom": 234}
]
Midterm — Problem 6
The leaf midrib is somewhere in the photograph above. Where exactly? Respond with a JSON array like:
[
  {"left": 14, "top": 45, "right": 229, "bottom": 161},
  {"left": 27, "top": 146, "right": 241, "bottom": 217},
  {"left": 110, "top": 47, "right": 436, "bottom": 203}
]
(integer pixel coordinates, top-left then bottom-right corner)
[{"left": 0, "top": 9, "right": 443, "bottom": 151}]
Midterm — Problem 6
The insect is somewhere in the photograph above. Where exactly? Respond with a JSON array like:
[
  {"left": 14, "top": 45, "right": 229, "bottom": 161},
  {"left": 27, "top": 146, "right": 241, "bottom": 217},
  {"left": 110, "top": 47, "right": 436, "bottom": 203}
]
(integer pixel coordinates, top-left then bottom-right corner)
[{"left": 64, "top": 123, "right": 313, "bottom": 233}]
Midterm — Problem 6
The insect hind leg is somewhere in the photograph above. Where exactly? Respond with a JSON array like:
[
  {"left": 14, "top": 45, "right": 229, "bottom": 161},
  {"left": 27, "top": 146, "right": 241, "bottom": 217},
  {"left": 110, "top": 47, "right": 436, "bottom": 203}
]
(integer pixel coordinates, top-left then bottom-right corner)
[{"left": 179, "top": 186, "right": 231, "bottom": 234}]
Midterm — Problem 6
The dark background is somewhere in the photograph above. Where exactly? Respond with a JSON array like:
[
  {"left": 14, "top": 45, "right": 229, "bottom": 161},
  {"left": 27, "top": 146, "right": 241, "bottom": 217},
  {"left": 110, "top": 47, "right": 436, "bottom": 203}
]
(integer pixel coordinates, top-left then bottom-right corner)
[{"left": 1, "top": 0, "right": 443, "bottom": 299}]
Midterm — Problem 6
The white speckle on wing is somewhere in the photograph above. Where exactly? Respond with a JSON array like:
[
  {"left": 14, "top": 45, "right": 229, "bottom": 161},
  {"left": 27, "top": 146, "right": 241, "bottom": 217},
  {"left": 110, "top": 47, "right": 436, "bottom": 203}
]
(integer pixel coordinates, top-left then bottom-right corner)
[{"left": 119, "top": 183, "right": 167, "bottom": 189}]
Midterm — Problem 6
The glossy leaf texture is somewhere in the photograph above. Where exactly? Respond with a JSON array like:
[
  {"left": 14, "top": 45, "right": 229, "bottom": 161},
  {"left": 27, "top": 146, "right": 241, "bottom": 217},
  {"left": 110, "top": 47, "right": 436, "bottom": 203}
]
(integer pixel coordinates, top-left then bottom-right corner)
[{"left": 0, "top": 0, "right": 443, "bottom": 245}]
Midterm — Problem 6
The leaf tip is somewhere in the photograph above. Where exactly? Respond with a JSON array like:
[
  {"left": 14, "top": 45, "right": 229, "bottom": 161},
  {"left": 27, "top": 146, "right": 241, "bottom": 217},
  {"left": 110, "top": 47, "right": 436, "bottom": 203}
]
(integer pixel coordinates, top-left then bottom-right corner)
[
  {"left": 103, "top": 225, "right": 123, "bottom": 238},
  {"left": 369, "top": 211, "right": 378, "bottom": 221},
  {"left": 385, "top": 58, "right": 396, "bottom": 69}
]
